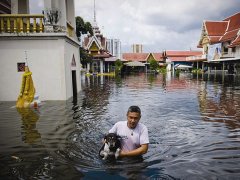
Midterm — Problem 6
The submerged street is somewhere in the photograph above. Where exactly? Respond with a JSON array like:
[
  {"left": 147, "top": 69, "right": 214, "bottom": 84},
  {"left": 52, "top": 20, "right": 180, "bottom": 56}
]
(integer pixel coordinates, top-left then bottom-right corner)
[{"left": 0, "top": 73, "right": 240, "bottom": 179}]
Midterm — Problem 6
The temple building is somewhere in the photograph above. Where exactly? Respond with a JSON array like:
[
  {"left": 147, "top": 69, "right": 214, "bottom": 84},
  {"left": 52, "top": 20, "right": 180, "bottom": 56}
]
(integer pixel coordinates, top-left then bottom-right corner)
[
  {"left": 0, "top": 0, "right": 81, "bottom": 101},
  {"left": 82, "top": 0, "right": 114, "bottom": 74},
  {"left": 188, "top": 12, "right": 240, "bottom": 74},
  {"left": 82, "top": 22, "right": 111, "bottom": 73}
]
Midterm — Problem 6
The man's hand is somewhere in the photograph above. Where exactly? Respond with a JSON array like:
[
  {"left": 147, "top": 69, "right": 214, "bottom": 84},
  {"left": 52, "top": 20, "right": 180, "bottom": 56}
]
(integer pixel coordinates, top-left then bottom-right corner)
[{"left": 119, "top": 144, "right": 148, "bottom": 157}]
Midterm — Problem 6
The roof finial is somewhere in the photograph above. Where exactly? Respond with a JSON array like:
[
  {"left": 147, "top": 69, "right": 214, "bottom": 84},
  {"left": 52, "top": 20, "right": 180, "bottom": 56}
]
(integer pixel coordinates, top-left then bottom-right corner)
[{"left": 94, "top": 0, "right": 96, "bottom": 23}]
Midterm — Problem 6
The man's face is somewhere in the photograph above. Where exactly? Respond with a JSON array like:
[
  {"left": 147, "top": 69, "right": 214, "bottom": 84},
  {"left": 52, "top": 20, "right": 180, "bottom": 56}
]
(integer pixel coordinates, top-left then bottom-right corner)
[{"left": 127, "top": 112, "right": 141, "bottom": 129}]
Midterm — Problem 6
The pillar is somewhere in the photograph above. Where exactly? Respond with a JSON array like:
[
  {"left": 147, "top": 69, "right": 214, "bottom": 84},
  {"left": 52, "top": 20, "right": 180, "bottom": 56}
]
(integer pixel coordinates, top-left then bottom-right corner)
[
  {"left": 222, "top": 62, "right": 225, "bottom": 74},
  {"left": 66, "top": 0, "right": 76, "bottom": 29},
  {"left": 59, "top": 0, "right": 67, "bottom": 28},
  {"left": 87, "top": 63, "right": 90, "bottom": 73},
  {"left": 11, "top": 0, "right": 29, "bottom": 14},
  {"left": 100, "top": 60, "right": 103, "bottom": 74}
]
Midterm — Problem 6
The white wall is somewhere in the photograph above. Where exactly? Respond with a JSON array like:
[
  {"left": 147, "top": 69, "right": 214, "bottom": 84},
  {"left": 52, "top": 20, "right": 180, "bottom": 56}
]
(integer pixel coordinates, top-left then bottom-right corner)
[
  {"left": 0, "top": 37, "right": 81, "bottom": 101},
  {"left": 64, "top": 40, "right": 81, "bottom": 99}
]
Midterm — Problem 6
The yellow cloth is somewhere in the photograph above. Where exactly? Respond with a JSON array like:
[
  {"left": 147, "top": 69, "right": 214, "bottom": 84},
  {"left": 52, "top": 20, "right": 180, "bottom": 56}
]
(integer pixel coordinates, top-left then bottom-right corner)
[{"left": 16, "top": 68, "right": 35, "bottom": 108}]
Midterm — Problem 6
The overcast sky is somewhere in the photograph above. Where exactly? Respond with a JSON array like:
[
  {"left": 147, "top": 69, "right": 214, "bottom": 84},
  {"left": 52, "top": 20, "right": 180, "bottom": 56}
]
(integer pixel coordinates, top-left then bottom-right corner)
[{"left": 30, "top": 0, "right": 240, "bottom": 53}]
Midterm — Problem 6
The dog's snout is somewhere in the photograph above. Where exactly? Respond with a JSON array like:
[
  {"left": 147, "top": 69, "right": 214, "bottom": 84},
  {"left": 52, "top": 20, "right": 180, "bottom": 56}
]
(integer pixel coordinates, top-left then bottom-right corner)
[{"left": 107, "top": 137, "right": 117, "bottom": 148}]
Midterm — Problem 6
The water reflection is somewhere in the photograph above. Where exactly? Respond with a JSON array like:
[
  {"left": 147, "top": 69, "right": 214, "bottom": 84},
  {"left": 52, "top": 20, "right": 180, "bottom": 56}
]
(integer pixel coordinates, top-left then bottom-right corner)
[
  {"left": 17, "top": 108, "right": 41, "bottom": 144},
  {"left": 0, "top": 73, "right": 240, "bottom": 179},
  {"left": 198, "top": 75, "right": 240, "bottom": 129}
]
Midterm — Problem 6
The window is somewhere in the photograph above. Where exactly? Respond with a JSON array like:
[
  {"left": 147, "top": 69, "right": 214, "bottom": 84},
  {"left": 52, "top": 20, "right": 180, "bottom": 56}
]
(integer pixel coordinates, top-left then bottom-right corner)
[
  {"left": 223, "top": 46, "right": 228, "bottom": 54},
  {"left": 232, "top": 47, "right": 236, "bottom": 53}
]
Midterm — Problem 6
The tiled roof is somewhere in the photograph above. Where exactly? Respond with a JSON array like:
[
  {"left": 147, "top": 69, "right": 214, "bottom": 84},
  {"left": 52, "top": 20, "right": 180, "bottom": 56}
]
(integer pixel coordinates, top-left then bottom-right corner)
[
  {"left": 123, "top": 51, "right": 202, "bottom": 63},
  {"left": 83, "top": 37, "right": 89, "bottom": 48},
  {"left": 122, "top": 53, "right": 149, "bottom": 61},
  {"left": 205, "top": 21, "right": 228, "bottom": 36},
  {"left": 229, "top": 35, "right": 240, "bottom": 47},
  {"left": 209, "top": 36, "right": 222, "bottom": 44},
  {"left": 220, "top": 29, "right": 239, "bottom": 42},
  {"left": 199, "top": 12, "right": 240, "bottom": 47},
  {"left": 166, "top": 51, "right": 202, "bottom": 56},
  {"left": 152, "top": 53, "right": 163, "bottom": 61},
  {"left": 224, "top": 12, "right": 240, "bottom": 31}
]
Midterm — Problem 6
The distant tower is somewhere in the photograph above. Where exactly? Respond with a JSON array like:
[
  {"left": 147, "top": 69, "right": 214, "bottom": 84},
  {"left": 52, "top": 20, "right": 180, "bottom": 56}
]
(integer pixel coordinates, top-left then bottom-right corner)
[
  {"left": 132, "top": 44, "right": 143, "bottom": 53},
  {"left": 106, "top": 39, "right": 122, "bottom": 59}
]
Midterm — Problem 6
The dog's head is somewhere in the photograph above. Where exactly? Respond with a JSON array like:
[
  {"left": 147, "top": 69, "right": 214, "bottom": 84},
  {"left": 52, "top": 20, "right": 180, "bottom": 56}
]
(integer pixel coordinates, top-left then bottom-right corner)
[{"left": 104, "top": 133, "right": 121, "bottom": 150}]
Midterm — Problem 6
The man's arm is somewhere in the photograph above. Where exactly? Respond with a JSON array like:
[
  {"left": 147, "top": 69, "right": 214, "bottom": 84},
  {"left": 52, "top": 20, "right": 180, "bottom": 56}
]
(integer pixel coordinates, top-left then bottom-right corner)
[{"left": 119, "top": 144, "right": 148, "bottom": 157}]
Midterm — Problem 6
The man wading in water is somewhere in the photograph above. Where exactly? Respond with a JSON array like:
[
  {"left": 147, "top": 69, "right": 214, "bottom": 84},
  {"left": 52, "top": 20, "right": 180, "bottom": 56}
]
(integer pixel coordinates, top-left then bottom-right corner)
[{"left": 109, "top": 106, "right": 149, "bottom": 157}]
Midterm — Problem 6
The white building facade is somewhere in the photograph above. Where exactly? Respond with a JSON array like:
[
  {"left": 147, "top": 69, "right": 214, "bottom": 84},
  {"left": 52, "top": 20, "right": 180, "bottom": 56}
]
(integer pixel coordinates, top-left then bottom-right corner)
[{"left": 0, "top": 0, "right": 81, "bottom": 101}]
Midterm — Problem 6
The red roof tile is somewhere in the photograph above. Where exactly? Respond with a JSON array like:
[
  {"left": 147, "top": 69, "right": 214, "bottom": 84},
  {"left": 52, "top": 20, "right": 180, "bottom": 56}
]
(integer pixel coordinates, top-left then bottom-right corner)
[
  {"left": 220, "top": 29, "right": 239, "bottom": 42},
  {"left": 152, "top": 53, "right": 163, "bottom": 61},
  {"left": 223, "top": 12, "right": 240, "bottom": 31},
  {"left": 122, "top": 53, "right": 149, "bottom": 61},
  {"left": 166, "top": 51, "right": 202, "bottom": 56},
  {"left": 198, "top": 12, "right": 240, "bottom": 48},
  {"left": 209, "top": 36, "right": 222, "bottom": 44},
  {"left": 229, "top": 35, "right": 240, "bottom": 47},
  {"left": 205, "top": 21, "right": 228, "bottom": 36}
]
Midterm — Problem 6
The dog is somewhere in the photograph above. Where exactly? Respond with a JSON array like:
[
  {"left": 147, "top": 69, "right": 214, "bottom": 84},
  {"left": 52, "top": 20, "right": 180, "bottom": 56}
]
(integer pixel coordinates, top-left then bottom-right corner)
[{"left": 99, "top": 133, "right": 121, "bottom": 160}]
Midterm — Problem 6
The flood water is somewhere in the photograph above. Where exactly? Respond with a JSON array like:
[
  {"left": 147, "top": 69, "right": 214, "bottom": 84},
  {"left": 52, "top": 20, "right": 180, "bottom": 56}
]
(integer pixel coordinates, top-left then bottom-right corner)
[{"left": 0, "top": 72, "right": 240, "bottom": 179}]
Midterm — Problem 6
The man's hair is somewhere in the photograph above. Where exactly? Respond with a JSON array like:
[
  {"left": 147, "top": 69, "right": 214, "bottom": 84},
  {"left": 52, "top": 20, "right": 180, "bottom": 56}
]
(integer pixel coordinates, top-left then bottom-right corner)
[{"left": 127, "top": 105, "right": 141, "bottom": 116}]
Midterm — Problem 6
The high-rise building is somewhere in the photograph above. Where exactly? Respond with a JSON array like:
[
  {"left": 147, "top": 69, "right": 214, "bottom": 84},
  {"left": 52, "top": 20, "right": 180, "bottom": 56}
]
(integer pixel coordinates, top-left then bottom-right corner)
[
  {"left": 106, "top": 38, "right": 121, "bottom": 59},
  {"left": 132, "top": 44, "right": 143, "bottom": 53}
]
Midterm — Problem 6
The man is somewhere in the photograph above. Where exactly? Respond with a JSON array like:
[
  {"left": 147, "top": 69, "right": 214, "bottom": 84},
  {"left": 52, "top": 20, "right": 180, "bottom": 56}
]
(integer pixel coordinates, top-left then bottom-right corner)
[{"left": 109, "top": 105, "right": 149, "bottom": 157}]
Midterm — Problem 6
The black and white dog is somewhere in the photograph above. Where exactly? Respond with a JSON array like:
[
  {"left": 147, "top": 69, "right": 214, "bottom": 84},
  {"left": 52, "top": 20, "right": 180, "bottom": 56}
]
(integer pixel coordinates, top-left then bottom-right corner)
[{"left": 99, "top": 133, "right": 121, "bottom": 160}]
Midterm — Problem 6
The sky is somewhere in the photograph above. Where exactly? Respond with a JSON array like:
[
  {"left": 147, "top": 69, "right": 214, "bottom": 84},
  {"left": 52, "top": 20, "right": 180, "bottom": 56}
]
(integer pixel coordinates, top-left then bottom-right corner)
[{"left": 30, "top": 0, "right": 240, "bottom": 53}]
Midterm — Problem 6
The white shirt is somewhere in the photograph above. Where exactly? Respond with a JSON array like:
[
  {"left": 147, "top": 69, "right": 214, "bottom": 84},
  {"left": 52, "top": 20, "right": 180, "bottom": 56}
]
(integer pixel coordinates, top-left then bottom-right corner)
[{"left": 109, "top": 121, "right": 149, "bottom": 152}]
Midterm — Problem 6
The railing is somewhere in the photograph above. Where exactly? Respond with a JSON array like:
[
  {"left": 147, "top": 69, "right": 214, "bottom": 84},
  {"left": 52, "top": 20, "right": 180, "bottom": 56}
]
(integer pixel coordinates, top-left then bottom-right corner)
[
  {"left": 186, "top": 54, "right": 206, "bottom": 61},
  {"left": 0, "top": 14, "right": 44, "bottom": 33}
]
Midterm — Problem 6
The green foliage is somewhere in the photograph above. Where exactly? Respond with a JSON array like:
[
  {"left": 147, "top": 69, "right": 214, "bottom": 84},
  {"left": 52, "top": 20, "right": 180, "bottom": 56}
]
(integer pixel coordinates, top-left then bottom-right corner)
[
  {"left": 75, "top": 16, "right": 93, "bottom": 37},
  {"left": 192, "top": 68, "right": 203, "bottom": 74},
  {"left": 148, "top": 59, "right": 159, "bottom": 70},
  {"left": 158, "top": 67, "right": 167, "bottom": 73},
  {"left": 80, "top": 47, "right": 93, "bottom": 67},
  {"left": 115, "top": 59, "right": 123, "bottom": 74},
  {"left": 175, "top": 69, "right": 180, "bottom": 77}
]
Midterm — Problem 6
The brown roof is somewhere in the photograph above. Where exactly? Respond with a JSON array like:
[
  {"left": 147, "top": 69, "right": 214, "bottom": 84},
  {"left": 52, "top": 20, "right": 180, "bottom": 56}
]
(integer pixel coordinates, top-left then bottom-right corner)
[
  {"left": 220, "top": 29, "right": 239, "bottom": 42},
  {"left": 205, "top": 21, "right": 228, "bottom": 36},
  {"left": 152, "top": 53, "right": 163, "bottom": 61},
  {"left": 199, "top": 12, "right": 240, "bottom": 47},
  {"left": 122, "top": 53, "right": 149, "bottom": 62},
  {"left": 224, "top": 12, "right": 240, "bottom": 31},
  {"left": 83, "top": 37, "right": 89, "bottom": 48},
  {"left": 166, "top": 50, "right": 202, "bottom": 57},
  {"left": 229, "top": 35, "right": 240, "bottom": 47},
  {"left": 209, "top": 36, "right": 222, "bottom": 44}
]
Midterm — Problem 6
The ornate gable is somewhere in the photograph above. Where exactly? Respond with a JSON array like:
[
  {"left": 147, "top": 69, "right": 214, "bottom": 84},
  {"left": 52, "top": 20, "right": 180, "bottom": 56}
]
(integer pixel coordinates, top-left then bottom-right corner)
[{"left": 146, "top": 53, "right": 156, "bottom": 62}]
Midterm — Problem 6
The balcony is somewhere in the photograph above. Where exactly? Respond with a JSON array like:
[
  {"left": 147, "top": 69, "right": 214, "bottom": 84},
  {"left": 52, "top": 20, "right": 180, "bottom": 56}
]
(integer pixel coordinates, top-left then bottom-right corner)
[
  {"left": 0, "top": 14, "right": 75, "bottom": 39},
  {"left": 0, "top": 14, "right": 44, "bottom": 33}
]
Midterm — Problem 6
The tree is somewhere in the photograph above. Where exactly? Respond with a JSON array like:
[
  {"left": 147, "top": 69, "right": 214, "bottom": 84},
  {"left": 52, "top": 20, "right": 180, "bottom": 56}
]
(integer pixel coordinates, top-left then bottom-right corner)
[
  {"left": 148, "top": 59, "right": 159, "bottom": 71},
  {"left": 115, "top": 59, "right": 123, "bottom": 74},
  {"left": 75, "top": 16, "right": 93, "bottom": 38},
  {"left": 84, "top": 22, "right": 93, "bottom": 35},
  {"left": 80, "top": 47, "right": 93, "bottom": 68}
]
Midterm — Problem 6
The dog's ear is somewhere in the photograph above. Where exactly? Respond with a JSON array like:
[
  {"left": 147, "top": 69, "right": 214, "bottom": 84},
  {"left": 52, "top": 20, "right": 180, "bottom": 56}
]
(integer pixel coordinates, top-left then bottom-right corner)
[{"left": 104, "top": 134, "right": 108, "bottom": 140}]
